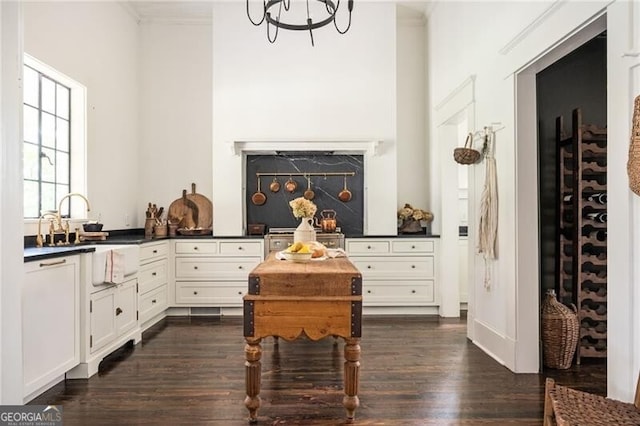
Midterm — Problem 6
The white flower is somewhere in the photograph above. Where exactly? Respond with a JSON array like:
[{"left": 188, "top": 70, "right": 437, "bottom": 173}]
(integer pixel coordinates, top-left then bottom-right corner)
[{"left": 289, "top": 197, "right": 317, "bottom": 218}]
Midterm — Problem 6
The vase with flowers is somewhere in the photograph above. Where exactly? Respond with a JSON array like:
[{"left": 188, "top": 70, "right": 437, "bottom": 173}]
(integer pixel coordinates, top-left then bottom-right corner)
[
  {"left": 397, "top": 203, "right": 434, "bottom": 234},
  {"left": 289, "top": 196, "right": 318, "bottom": 243}
]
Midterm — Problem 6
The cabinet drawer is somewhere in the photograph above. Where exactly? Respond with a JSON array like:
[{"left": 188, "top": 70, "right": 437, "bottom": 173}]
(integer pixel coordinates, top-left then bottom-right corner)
[
  {"left": 392, "top": 240, "right": 434, "bottom": 254},
  {"left": 138, "top": 259, "right": 167, "bottom": 294},
  {"left": 139, "top": 284, "right": 168, "bottom": 323},
  {"left": 175, "top": 241, "right": 218, "bottom": 255},
  {"left": 140, "top": 242, "right": 168, "bottom": 262},
  {"left": 363, "top": 280, "right": 435, "bottom": 305},
  {"left": 351, "top": 256, "right": 434, "bottom": 278},
  {"left": 346, "top": 240, "right": 390, "bottom": 254},
  {"left": 175, "top": 257, "right": 261, "bottom": 279},
  {"left": 219, "top": 241, "right": 263, "bottom": 256},
  {"left": 175, "top": 282, "right": 246, "bottom": 305}
]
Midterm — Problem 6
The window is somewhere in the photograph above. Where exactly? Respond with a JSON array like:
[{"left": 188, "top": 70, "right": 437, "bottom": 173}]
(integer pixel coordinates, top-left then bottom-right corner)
[{"left": 23, "top": 55, "right": 86, "bottom": 220}]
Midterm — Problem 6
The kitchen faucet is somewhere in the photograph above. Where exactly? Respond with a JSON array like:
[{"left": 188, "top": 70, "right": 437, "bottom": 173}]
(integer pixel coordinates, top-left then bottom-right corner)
[{"left": 35, "top": 192, "right": 91, "bottom": 247}]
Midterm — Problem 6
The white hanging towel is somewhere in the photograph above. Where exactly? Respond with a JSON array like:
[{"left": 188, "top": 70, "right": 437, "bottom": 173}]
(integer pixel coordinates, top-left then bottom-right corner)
[
  {"left": 104, "top": 249, "right": 126, "bottom": 284},
  {"left": 478, "top": 132, "right": 498, "bottom": 288}
]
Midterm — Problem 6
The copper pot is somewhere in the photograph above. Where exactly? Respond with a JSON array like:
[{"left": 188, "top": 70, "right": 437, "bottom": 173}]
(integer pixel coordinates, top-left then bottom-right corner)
[
  {"left": 303, "top": 176, "right": 315, "bottom": 200},
  {"left": 251, "top": 176, "right": 266, "bottom": 205},
  {"left": 285, "top": 176, "right": 297, "bottom": 193},
  {"left": 338, "top": 175, "right": 352, "bottom": 202},
  {"left": 269, "top": 177, "right": 280, "bottom": 193}
]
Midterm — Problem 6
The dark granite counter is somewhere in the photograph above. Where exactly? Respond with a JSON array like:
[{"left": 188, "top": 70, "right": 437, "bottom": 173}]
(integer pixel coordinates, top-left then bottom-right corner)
[
  {"left": 24, "top": 245, "right": 97, "bottom": 262},
  {"left": 344, "top": 234, "right": 441, "bottom": 238}
]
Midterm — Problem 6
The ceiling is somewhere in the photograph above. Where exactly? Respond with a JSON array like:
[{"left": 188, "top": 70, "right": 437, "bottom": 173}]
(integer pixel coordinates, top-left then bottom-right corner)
[{"left": 124, "top": 1, "right": 432, "bottom": 23}]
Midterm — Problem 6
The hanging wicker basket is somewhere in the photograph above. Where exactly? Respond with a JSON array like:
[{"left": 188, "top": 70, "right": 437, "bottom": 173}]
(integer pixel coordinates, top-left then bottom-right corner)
[
  {"left": 541, "top": 290, "right": 579, "bottom": 369},
  {"left": 628, "top": 94, "right": 640, "bottom": 196},
  {"left": 454, "top": 133, "right": 481, "bottom": 165}
]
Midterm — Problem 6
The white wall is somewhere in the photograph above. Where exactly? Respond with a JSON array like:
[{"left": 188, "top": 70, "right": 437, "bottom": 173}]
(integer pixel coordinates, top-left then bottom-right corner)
[
  {"left": 397, "top": 7, "right": 428, "bottom": 213},
  {"left": 22, "top": 1, "right": 139, "bottom": 231},
  {"left": 211, "top": 1, "right": 398, "bottom": 236},
  {"left": 138, "top": 21, "right": 213, "bottom": 224},
  {"left": 428, "top": 0, "right": 640, "bottom": 399},
  {"left": 0, "top": 1, "right": 25, "bottom": 404}
]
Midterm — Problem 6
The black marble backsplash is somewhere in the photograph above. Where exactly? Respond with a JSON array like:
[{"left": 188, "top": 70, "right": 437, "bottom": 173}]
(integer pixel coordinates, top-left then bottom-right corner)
[{"left": 245, "top": 154, "right": 364, "bottom": 235}]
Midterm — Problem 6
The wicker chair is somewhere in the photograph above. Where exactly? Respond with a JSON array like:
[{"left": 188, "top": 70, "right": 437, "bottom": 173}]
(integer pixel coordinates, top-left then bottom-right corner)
[{"left": 543, "top": 374, "right": 640, "bottom": 425}]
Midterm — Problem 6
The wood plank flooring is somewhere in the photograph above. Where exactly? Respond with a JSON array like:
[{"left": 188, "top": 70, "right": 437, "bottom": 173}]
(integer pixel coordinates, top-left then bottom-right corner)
[{"left": 30, "top": 315, "right": 606, "bottom": 425}]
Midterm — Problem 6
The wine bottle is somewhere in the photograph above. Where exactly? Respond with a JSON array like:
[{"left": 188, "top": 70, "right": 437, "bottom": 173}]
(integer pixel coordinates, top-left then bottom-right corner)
[
  {"left": 582, "top": 224, "right": 607, "bottom": 241},
  {"left": 582, "top": 243, "right": 607, "bottom": 256},
  {"left": 584, "top": 191, "right": 607, "bottom": 204}
]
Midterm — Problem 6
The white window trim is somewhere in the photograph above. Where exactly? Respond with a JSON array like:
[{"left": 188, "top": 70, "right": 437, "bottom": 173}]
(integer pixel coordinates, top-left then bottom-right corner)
[{"left": 23, "top": 54, "right": 87, "bottom": 234}]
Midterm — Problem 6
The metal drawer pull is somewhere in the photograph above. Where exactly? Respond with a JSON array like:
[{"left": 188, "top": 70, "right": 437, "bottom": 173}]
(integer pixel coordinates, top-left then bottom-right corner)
[
  {"left": 238, "top": 291, "right": 242, "bottom": 295},
  {"left": 327, "top": 241, "right": 336, "bottom": 246},
  {"left": 115, "top": 307, "right": 123, "bottom": 316},
  {"left": 367, "top": 245, "right": 372, "bottom": 249},
  {"left": 367, "top": 265, "right": 372, "bottom": 269},
  {"left": 152, "top": 299, "right": 157, "bottom": 304},
  {"left": 411, "top": 245, "right": 416, "bottom": 249},
  {"left": 411, "top": 265, "right": 416, "bottom": 269},
  {"left": 367, "top": 290, "right": 372, "bottom": 294},
  {"left": 238, "top": 246, "right": 244, "bottom": 250},
  {"left": 39, "top": 259, "right": 67, "bottom": 267},
  {"left": 411, "top": 290, "right": 416, "bottom": 294},
  {"left": 194, "top": 266, "right": 199, "bottom": 270},
  {"left": 153, "top": 249, "right": 158, "bottom": 254},
  {"left": 238, "top": 266, "right": 243, "bottom": 269},
  {"left": 193, "top": 246, "right": 199, "bottom": 250},
  {"left": 152, "top": 272, "right": 157, "bottom": 276},
  {"left": 193, "top": 291, "right": 198, "bottom": 295}
]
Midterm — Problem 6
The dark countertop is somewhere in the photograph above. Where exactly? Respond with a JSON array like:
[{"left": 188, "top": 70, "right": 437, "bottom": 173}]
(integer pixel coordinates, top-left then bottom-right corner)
[
  {"left": 344, "top": 234, "right": 441, "bottom": 238},
  {"left": 24, "top": 245, "right": 97, "bottom": 262}
]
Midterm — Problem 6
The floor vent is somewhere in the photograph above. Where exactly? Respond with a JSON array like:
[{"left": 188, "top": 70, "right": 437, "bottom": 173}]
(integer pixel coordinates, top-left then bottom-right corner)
[{"left": 190, "top": 307, "right": 221, "bottom": 316}]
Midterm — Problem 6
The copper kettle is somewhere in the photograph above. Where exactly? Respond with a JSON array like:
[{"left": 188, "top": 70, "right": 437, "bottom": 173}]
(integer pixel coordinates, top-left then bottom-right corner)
[{"left": 316, "top": 209, "right": 337, "bottom": 233}]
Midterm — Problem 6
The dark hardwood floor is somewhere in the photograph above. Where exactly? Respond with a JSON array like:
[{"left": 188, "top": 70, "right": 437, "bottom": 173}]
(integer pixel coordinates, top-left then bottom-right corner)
[{"left": 30, "top": 315, "right": 606, "bottom": 425}]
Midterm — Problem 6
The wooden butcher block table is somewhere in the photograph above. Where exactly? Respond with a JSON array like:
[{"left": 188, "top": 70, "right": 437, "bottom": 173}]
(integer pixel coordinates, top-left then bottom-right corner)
[{"left": 243, "top": 253, "right": 363, "bottom": 423}]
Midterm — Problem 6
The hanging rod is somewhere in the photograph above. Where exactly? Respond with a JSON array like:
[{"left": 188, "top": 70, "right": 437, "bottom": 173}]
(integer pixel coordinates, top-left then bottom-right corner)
[{"left": 256, "top": 171, "right": 356, "bottom": 178}]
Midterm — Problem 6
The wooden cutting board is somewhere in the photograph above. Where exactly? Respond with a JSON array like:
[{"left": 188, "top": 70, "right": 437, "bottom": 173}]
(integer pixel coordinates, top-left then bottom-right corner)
[{"left": 167, "top": 183, "right": 212, "bottom": 230}]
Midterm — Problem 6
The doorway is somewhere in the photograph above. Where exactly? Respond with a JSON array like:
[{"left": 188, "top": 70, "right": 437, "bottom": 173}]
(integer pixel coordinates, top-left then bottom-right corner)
[{"left": 515, "top": 14, "right": 607, "bottom": 372}]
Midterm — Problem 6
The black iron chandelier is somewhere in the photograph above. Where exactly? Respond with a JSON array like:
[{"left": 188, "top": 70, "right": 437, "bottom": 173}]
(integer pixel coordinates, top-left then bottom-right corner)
[{"left": 246, "top": 0, "right": 354, "bottom": 46}]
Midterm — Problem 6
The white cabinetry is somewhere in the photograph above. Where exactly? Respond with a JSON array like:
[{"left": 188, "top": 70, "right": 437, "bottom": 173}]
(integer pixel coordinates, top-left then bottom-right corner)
[
  {"left": 67, "top": 252, "right": 141, "bottom": 380},
  {"left": 346, "top": 238, "right": 439, "bottom": 307},
  {"left": 138, "top": 241, "right": 169, "bottom": 331},
  {"left": 173, "top": 239, "right": 263, "bottom": 307},
  {"left": 23, "top": 255, "right": 80, "bottom": 401}
]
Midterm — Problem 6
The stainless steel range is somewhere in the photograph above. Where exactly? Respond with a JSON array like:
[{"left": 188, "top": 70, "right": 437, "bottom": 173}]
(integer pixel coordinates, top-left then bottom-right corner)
[{"left": 264, "top": 227, "right": 345, "bottom": 257}]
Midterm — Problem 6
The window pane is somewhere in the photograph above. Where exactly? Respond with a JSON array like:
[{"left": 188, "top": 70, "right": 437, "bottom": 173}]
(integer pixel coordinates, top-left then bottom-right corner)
[
  {"left": 41, "top": 76, "right": 56, "bottom": 114},
  {"left": 56, "top": 184, "right": 70, "bottom": 212},
  {"left": 24, "top": 180, "right": 39, "bottom": 218},
  {"left": 56, "top": 118, "right": 69, "bottom": 152},
  {"left": 24, "top": 66, "right": 39, "bottom": 107},
  {"left": 41, "top": 147, "right": 56, "bottom": 182},
  {"left": 23, "top": 105, "right": 39, "bottom": 143},
  {"left": 56, "top": 152, "right": 69, "bottom": 184},
  {"left": 56, "top": 84, "right": 69, "bottom": 119},
  {"left": 41, "top": 112, "right": 55, "bottom": 148},
  {"left": 41, "top": 182, "right": 56, "bottom": 212},
  {"left": 23, "top": 143, "right": 39, "bottom": 180}
]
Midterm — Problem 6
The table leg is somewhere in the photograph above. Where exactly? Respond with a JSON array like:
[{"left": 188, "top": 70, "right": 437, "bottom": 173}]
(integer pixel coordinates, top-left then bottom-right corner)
[
  {"left": 244, "top": 338, "right": 262, "bottom": 424},
  {"left": 343, "top": 337, "right": 361, "bottom": 423}
]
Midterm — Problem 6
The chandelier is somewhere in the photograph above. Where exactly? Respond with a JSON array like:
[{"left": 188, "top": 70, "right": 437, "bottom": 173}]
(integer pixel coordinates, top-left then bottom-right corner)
[{"left": 246, "top": 0, "right": 354, "bottom": 46}]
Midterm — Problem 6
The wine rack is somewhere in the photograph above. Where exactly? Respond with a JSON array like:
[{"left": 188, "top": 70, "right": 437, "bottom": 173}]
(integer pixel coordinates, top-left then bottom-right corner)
[{"left": 556, "top": 108, "right": 607, "bottom": 362}]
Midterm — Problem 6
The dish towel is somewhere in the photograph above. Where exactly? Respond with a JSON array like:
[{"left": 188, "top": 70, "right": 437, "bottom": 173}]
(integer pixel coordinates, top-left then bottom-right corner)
[{"left": 104, "top": 249, "right": 126, "bottom": 284}]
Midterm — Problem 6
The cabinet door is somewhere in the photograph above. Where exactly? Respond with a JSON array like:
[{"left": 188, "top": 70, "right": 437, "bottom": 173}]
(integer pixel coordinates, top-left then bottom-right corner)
[
  {"left": 90, "top": 288, "right": 117, "bottom": 354},
  {"left": 116, "top": 279, "right": 137, "bottom": 336},
  {"left": 23, "top": 256, "right": 79, "bottom": 397}
]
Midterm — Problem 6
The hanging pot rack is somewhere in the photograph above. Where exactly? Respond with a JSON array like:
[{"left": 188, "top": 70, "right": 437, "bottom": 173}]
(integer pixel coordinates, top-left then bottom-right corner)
[{"left": 256, "top": 171, "right": 355, "bottom": 178}]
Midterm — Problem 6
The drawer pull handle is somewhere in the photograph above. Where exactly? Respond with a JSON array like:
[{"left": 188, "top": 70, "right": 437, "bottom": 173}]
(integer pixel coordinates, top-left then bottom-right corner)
[
  {"left": 152, "top": 249, "right": 158, "bottom": 254},
  {"left": 238, "top": 266, "right": 243, "bottom": 270},
  {"left": 367, "top": 245, "right": 372, "bottom": 249},
  {"left": 411, "top": 245, "right": 416, "bottom": 249},
  {"left": 39, "top": 259, "right": 67, "bottom": 267},
  {"left": 194, "top": 266, "right": 199, "bottom": 270},
  {"left": 367, "top": 265, "right": 372, "bottom": 269},
  {"left": 152, "top": 272, "right": 157, "bottom": 276},
  {"left": 194, "top": 247, "right": 199, "bottom": 250},
  {"left": 411, "top": 265, "right": 416, "bottom": 269},
  {"left": 327, "top": 241, "right": 336, "bottom": 247},
  {"left": 115, "top": 307, "right": 123, "bottom": 316},
  {"left": 367, "top": 290, "right": 372, "bottom": 294},
  {"left": 238, "top": 246, "right": 244, "bottom": 250},
  {"left": 238, "top": 291, "right": 242, "bottom": 295},
  {"left": 152, "top": 299, "right": 157, "bottom": 304},
  {"left": 411, "top": 290, "right": 416, "bottom": 294},
  {"left": 193, "top": 291, "right": 198, "bottom": 295}
]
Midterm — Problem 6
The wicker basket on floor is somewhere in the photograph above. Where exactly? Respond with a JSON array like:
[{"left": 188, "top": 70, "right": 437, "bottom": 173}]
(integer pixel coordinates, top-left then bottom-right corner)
[{"left": 541, "top": 290, "right": 579, "bottom": 369}]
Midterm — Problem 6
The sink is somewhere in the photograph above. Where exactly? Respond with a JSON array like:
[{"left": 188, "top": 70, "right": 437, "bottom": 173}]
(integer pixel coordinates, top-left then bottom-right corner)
[{"left": 91, "top": 245, "right": 140, "bottom": 285}]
